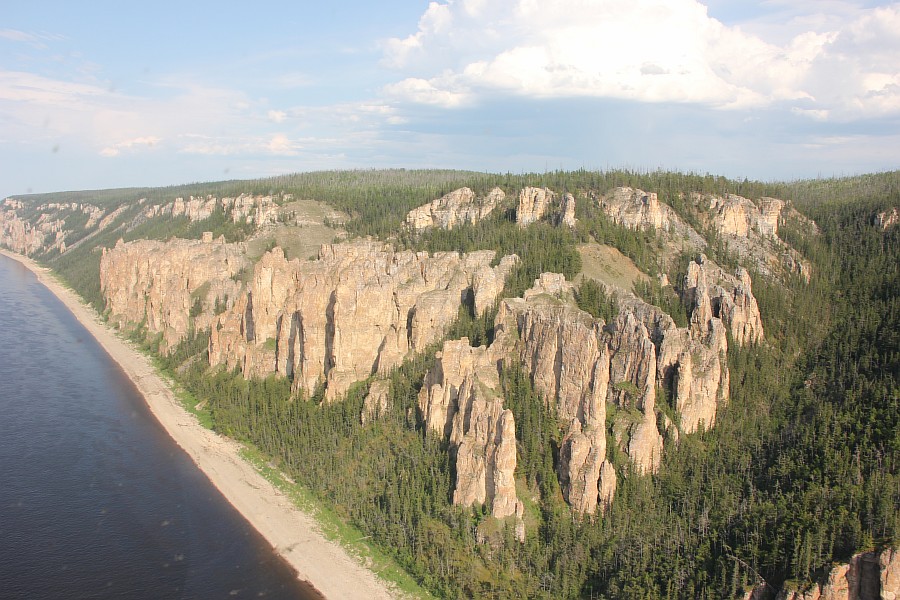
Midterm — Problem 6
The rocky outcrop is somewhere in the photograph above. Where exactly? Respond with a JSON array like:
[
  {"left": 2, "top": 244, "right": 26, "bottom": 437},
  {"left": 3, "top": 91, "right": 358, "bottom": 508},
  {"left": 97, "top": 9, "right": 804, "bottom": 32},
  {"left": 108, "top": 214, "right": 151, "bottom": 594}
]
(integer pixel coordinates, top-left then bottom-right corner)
[
  {"left": 483, "top": 262, "right": 742, "bottom": 509},
  {"left": 692, "top": 192, "right": 811, "bottom": 281},
  {"left": 772, "top": 547, "right": 899, "bottom": 600},
  {"left": 0, "top": 212, "right": 45, "bottom": 255},
  {"left": 406, "top": 187, "right": 505, "bottom": 231},
  {"left": 471, "top": 255, "right": 519, "bottom": 316},
  {"left": 654, "top": 255, "right": 747, "bottom": 434},
  {"left": 559, "top": 193, "right": 577, "bottom": 228},
  {"left": 683, "top": 256, "right": 764, "bottom": 347},
  {"left": 172, "top": 196, "right": 218, "bottom": 222},
  {"left": 224, "top": 194, "right": 279, "bottom": 225},
  {"left": 493, "top": 279, "right": 618, "bottom": 511},
  {"left": 417, "top": 339, "right": 521, "bottom": 521},
  {"left": 361, "top": 379, "right": 391, "bottom": 425},
  {"left": 601, "top": 187, "right": 668, "bottom": 232},
  {"left": 596, "top": 187, "right": 811, "bottom": 283},
  {"left": 516, "top": 187, "right": 555, "bottom": 227},
  {"left": 876, "top": 207, "right": 899, "bottom": 230},
  {"left": 758, "top": 198, "right": 784, "bottom": 238},
  {"left": 101, "top": 237, "right": 249, "bottom": 354},
  {"left": 136, "top": 193, "right": 281, "bottom": 228},
  {"left": 598, "top": 187, "right": 707, "bottom": 249},
  {"left": 210, "top": 241, "right": 518, "bottom": 401}
]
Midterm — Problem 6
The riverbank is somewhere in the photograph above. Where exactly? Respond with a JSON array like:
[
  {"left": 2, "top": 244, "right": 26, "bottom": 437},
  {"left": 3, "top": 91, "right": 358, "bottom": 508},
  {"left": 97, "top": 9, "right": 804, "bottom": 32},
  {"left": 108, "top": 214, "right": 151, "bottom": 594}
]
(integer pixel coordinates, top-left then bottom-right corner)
[{"left": 0, "top": 250, "right": 397, "bottom": 600}]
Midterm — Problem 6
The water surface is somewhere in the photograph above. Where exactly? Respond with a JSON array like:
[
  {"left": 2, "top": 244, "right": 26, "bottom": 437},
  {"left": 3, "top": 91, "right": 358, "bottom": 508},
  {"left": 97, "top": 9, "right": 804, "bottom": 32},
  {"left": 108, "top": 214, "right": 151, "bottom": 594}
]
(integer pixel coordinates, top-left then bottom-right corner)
[{"left": 0, "top": 255, "right": 317, "bottom": 599}]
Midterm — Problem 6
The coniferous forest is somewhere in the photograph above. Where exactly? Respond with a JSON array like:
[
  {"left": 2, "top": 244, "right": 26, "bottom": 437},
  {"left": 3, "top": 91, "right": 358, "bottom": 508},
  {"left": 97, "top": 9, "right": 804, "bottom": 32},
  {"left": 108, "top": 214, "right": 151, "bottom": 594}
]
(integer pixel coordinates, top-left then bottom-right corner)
[{"left": 6, "top": 168, "right": 899, "bottom": 599}]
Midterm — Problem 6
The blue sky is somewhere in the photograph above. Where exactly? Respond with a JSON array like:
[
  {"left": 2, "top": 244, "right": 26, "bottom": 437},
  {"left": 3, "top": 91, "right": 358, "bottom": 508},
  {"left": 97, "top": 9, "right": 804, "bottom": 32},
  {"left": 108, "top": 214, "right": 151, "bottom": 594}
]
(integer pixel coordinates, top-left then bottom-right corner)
[{"left": 2, "top": 0, "right": 898, "bottom": 195}]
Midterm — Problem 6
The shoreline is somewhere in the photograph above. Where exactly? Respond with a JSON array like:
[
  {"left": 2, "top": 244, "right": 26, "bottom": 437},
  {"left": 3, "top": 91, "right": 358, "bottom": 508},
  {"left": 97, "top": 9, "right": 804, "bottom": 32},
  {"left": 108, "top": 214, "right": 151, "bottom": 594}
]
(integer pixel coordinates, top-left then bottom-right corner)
[{"left": 1, "top": 249, "right": 396, "bottom": 600}]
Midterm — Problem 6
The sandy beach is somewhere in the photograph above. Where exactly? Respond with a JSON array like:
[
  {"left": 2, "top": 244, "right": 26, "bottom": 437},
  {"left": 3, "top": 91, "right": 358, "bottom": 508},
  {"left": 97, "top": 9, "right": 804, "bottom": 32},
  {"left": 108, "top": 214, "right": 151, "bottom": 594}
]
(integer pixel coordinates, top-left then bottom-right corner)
[{"left": 1, "top": 249, "right": 397, "bottom": 600}]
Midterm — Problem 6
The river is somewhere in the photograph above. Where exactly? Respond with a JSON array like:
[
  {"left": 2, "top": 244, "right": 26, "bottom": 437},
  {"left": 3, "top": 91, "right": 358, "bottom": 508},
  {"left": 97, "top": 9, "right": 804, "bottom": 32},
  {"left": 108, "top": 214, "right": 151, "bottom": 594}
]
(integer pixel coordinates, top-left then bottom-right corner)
[{"left": 0, "top": 255, "right": 317, "bottom": 599}]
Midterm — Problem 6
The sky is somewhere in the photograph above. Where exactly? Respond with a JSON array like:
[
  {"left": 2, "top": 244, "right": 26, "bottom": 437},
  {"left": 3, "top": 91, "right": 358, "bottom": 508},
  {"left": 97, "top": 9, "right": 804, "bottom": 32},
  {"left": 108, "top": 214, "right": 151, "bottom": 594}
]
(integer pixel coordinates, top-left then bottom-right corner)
[{"left": 2, "top": 0, "right": 899, "bottom": 195}]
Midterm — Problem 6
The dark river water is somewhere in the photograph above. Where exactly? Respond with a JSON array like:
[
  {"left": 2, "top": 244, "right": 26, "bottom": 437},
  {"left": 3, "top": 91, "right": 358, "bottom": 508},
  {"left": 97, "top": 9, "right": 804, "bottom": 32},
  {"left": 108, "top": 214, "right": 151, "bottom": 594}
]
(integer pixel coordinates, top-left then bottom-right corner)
[{"left": 0, "top": 255, "right": 318, "bottom": 599}]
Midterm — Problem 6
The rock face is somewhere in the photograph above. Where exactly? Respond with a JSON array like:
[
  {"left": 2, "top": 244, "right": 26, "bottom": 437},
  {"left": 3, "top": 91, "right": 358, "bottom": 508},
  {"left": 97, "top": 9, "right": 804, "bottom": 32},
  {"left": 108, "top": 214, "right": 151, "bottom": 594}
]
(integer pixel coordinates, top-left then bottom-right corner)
[
  {"left": 595, "top": 187, "right": 811, "bottom": 283},
  {"left": 476, "top": 258, "right": 746, "bottom": 512},
  {"left": 406, "top": 187, "right": 505, "bottom": 231},
  {"left": 559, "top": 193, "right": 577, "bottom": 228},
  {"left": 598, "top": 187, "right": 707, "bottom": 248},
  {"left": 490, "top": 279, "right": 617, "bottom": 511},
  {"left": 472, "top": 255, "right": 519, "bottom": 317},
  {"left": 601, "top": 187, "right": 668, "bottom": 232},
  {"left": 692, "top": 192, "right": 811, "bottom": 281},
  {"left": 654, "top": 255, "right": 759, "bottom": 434},
  {"left": 361, "top": 379, "right": 391, "bottom": 425},
  {"left": 516, "top": 187, "right": 556, "bottom": 227},
  {"left": 210, "top": 241, "right": 518, "bottom": 401},
  {"left": 100, "top": 237, "right": 249, "bottom": 353},
  {"left": 772, "top": 547, "right": 900, "bottom": 600},
  {"left": 0, "top": 211, "right": 45, "bottom": 255},
  {"left": 684, "top": 256, "right": 764, "bottom": 347},
  {"left": 876, "top": 207, "right": 899, "bottom": 230},
  {"left": 417, "top": 339, "right": 521, "bottom": 520}
]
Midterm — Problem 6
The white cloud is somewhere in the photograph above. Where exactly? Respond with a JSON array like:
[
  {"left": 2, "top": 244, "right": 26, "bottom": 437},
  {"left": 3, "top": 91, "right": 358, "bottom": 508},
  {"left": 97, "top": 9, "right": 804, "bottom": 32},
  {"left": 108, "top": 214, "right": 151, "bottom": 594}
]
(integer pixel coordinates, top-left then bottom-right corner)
[
  {"left": 177, "top": 133, "right": 301, "bottom": 157},
  {"left": 0, "top": 28, "right": 64, "bottom": 48},
  {"left": 268, "top": 109, "right": 287, "bottom": 123},
  {"left": 382, "top": 0, "right": 900, "bottom": 119},
  {"left": 384, "top": 77, "right": 471, "bottom": 107},
  {"left": 99, "top": 136, "right": 161, "bottom": 157},
  {"left": 267, "top": 133, "right": 299, "bottom": 155}
]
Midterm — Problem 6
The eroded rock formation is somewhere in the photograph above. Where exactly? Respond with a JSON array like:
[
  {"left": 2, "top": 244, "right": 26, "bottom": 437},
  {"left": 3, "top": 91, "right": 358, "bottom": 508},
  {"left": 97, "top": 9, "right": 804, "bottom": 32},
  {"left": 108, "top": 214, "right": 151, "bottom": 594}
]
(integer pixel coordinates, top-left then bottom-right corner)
[
  {"left": 601, "top": 187, "right": 669, "bottom": 232},
  {"left": 761, "top": 547, "right": 900, "bottom": 600},
  {"left": 598, "top": 187, "right": 707, "bottom": 249},
  {"left": 516, "top": 187, "right": 556, "bottom": 227},
  {"left": 210, "top": 241, "right": 518, "bottom": 401},
  {"left": 417, "top": 339, "right": 521, "bottom": 522},
  {"left": 361, "top": 379, "right": 391, "bottom": 425},
  {"left": 406, "top": 187, "right": 505, "bottom": 231},
  {"left": 877, "top": 207, "right": 899, "bottom": 230},
  {"left": 692, "top": 192, "right": 811, "bottom": 281},
  {"left": 559, "top": 193, "right": 577, "bottom": 228},
  {"left": 100, "top": 237, "right": 249, "bottom": 353},
  {"left": 0, "top": 212, "right": 46, "bottom": 255},
  {"left": 684, "top": 256, "right": 764, "bottom": 347}
]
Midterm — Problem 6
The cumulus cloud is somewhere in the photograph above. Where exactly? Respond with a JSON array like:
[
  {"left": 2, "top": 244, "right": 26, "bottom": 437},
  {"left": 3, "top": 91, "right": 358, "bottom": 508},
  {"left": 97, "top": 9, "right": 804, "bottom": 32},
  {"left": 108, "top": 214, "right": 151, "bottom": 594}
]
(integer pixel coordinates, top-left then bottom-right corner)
[
  {"left": 267, "top": 133, "right": 299, "bottom": 155},
  {"left": 99, "top": 136, "right": 161, "bottom": 157},
  {"left": 382, "top": 0, "right": 900, "bottom": 119}
]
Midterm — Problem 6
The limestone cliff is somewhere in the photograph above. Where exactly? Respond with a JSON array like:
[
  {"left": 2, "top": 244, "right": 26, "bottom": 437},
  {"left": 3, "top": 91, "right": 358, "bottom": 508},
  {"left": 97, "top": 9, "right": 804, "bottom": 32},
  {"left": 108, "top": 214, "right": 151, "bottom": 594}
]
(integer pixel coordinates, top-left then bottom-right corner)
[
  {"left": 417, "top": 339, "right": 521, "bottom": 522},
  {"left": 494, "top": 273, "right": 696, "bottom": 478},
  {"left": 595, "top": 187, "right": 811, "bottom": 282},
  {"left": 0, "top": 211, "right": 46, "bottom": 255},
  {"left": 485, "top": 259, "right": 743, "bottom": 509},
  {"left": 601, "top": 187, "right": 669, "bottom": 232},
  {"left": 559, "top": 193, "right": 577, "bottom": 228},
  {"left": 744, "top": 547, "right": 900, "bottom": 600},
  {"left": 877, "top": 207, "right": 899, "bottom": 230},
  {"left": 684, "top": 256, "right": 764, "bottom": 347},
  {"left": 597, "top": 187, "right": 707, "bottom": 249},
  {"left": 406, "top": 187, "right": 505, "bottom": 231},
  {"left": 361, "top": 379, "right": 391, "bottom": 425},
  {"left": 210, "top": 241, "right": 518, "bottom": 401},
  {"left": 516, "top": 187, "right": 556, "bottom": 227},
  {"left": 491, "top": 277, "right": 617, "bottom": 510},
  {"left": 100, "top": 237, "right": 249, "bottom": 354},
  {"left": 691, "top": 192, "right": 812, "bottom": 281},
  {"left": 472, "top": 254, "right": 519, "bottom": 317}
]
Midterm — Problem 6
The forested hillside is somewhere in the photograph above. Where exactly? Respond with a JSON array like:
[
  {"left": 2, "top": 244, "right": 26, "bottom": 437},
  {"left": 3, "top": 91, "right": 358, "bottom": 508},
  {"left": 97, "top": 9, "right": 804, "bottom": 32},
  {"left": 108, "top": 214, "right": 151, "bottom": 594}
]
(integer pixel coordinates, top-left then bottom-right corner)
[{"left": 2, "top": 168, "right": 897, "bottom": 599}]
